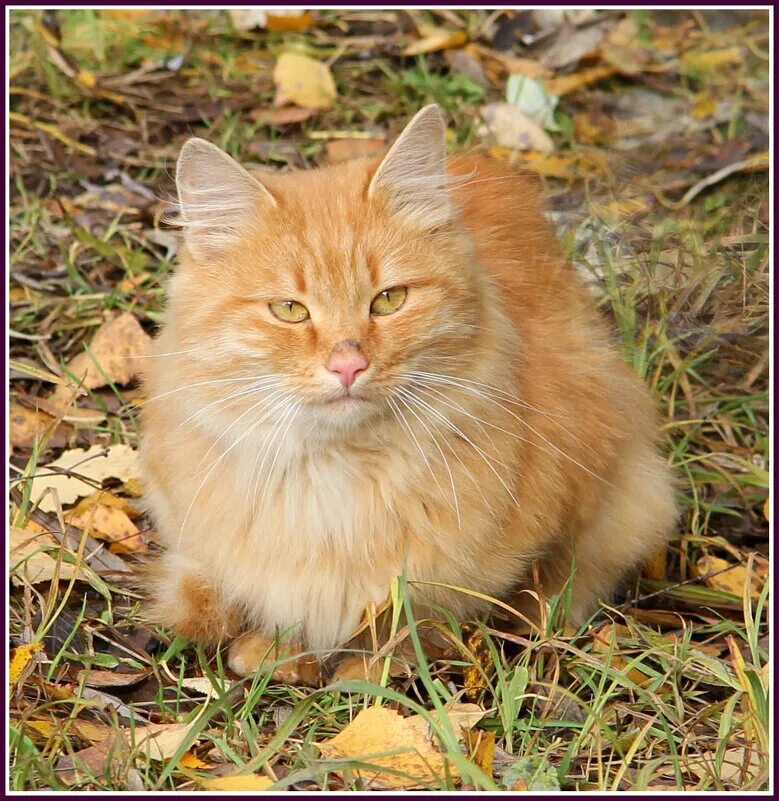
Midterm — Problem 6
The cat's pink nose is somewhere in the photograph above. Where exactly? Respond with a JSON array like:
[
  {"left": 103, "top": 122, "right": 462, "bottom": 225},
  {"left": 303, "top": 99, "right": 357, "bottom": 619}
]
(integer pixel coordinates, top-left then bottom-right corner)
[{"left": 327, "top": 343, "right": 369, "bottom": 389}]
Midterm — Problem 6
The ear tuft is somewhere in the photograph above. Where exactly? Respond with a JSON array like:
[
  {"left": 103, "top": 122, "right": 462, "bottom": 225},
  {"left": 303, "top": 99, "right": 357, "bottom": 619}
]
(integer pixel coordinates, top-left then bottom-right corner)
[
  {"left": 368, "top": 104, "right": 454, "bottom": 230},
  {"left": 175, "top": 138, "right": 275, "bottom": 259}
]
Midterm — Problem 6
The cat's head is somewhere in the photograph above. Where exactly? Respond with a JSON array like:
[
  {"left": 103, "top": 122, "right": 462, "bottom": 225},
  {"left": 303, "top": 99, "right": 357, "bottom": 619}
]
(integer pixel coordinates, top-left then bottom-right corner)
[{"left": 168, "top": 105, "right": 485, "bottom": 434}]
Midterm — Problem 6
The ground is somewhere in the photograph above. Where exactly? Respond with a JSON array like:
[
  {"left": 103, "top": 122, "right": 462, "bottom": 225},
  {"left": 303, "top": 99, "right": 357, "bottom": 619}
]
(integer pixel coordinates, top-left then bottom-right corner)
[{"left": 8, "top": 9, "right": 769, "bottom": 791}]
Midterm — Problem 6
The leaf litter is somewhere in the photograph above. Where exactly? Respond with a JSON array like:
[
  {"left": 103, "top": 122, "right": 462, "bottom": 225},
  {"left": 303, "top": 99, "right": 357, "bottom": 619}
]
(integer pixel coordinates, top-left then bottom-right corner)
[{"left": 8, "top": 8, "right": 768, "bottom": 792}]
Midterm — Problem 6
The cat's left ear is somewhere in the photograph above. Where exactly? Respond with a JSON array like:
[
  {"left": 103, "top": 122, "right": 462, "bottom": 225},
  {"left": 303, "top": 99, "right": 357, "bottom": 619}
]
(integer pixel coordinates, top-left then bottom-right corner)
[
  {"left": 368, "top": 104, "right": 454, "bottom": 230},
  {"left": 175, "top": 138, "right": 276, "bottom": 259}
]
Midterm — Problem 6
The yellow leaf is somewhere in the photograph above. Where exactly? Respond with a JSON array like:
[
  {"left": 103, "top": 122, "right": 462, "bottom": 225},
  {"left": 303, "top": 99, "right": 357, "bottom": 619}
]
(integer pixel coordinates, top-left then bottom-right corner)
[
  {"left": 266, "top": 12, "right": 315, "bottom": 32},
  {"left": 29, "top": 444, "right": 141, "bottom": 513},
  {"left": 545, "top": 64, "right": 617, "bottom": 97},
  {"left": 692, "top": 93, "right": 717, "bottom": 119},
  {"left": 643, "top": 546, "right": 667, "bottom": 581},
  {"left": 9, "top": 642, "right": 43, "bottom": 690},
  {"left": 591, "top": 623, "right": 654, "bottom": 686},
  {"left": 404, "top": 29, "right": 468, "bottom": 56},
  {"left": 317, "top": 706, "right": 454, "bottom": 789},
  {"left": 696, "top": 555, "right": 763, "bottom": 599},
  {"left": 76, "top": 69, "right": 97, "bottom": 89},
  {"left": 682, "top": 47, "right": 742, "bottom": 74},
  {"left": 490, "top": 149, "right": 607, "bottom": 180},
  {"left": 763, "top": 498, "right": 769, "bottom": 521},
  {"left": 179, "top": 751, "right": 212, "bottom": 770},
  {"left": 273, "top": 53, "right": 336, "bottom": 111},
  {"left": 464, "top": 629, "right": 491, "bottom": 700},
  {"left": 201, "top": 774, "right": 275, "bottom": 790},
  {"left": 67, "top": 502, "right": 144, "bottom": 553}
]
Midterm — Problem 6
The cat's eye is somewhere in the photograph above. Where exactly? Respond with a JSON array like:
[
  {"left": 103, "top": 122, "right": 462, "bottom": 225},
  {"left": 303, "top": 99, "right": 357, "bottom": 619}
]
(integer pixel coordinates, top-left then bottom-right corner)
[
  {"left": 370, "top": 286, "right": 407, "bottom": 316},
  {"left": 269, "top": 300, "right": 310, "bottom": 323}
]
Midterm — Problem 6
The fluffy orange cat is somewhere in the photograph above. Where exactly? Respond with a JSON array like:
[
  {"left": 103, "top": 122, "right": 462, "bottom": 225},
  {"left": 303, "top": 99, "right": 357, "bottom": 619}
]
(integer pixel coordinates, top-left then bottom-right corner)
[{"left": 140, "top": 105, "right": 675, "bottom": 680}]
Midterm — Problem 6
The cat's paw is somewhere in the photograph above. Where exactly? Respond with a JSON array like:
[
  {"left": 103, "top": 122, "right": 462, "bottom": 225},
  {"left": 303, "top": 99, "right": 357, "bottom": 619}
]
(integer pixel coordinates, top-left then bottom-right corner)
[{"left": 227, "top": 631, "right": 321, "bottom": 686}]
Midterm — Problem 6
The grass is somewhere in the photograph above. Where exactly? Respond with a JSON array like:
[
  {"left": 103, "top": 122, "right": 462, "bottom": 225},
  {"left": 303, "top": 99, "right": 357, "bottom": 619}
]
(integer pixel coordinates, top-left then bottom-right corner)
[{"left": 8, "top": 8, "right": 770, "bottom": 792}]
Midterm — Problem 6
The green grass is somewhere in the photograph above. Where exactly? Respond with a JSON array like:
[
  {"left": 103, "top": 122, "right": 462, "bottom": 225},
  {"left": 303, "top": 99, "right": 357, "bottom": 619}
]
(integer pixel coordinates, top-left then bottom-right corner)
[{"left": 9, "top": 8, "right": 769, "bottom": 792}]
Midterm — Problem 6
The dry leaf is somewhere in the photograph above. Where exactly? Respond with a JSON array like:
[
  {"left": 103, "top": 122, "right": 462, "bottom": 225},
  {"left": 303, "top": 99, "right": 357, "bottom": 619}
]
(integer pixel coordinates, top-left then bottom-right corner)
[
  {"left": 681, "top": 47, "right": 742, "bottom": 74},
  {"left": 9, "top": 402, "right": 73, "bottom": 449},
  {"left": 201, "top": 774, "right": 275, "bottom": 790},
  {"left": 23, "top": 718, "right": 112, "bottom": 744},
  {"left": 78, "top": 669, "right": 150, "bottom": 689},
  {"left": 591, "top": 623, "right": 654, "bottom": 686},
  {"left": 762, "top": 498, "right": 769, "bottom": 521},
  {"left": 67, "top": 501, "right": 144, "bottom": 554},
  {"left": 540, "top": 23, "right": 606, "bottom": 69},
  {"left": 317, "top": 706, "right": 453, "bottom": 789},
  {"left": 326, "top": 138, "right": 386, "bottom": 163},
  {"left": 696, "top": 555, "right": 763, "bottom": 599},
  {"left": 132, "top": 722, "right": 196, "bottom": 761},
  {"left": 489, "top": 148, "right": 607, "bottom": 180},
  {"left": 9, "top": 642, "right": 43, "bottom": 691},
  {"left": 29, "top": 444, "right": 141, "bottom": 513},
  {"left": 480, "top": 103, "right": 554, "bottom": 152},
  {"left": 179, "top": 751, "right": 212, "bottom": 770},
  {"left": 9, "top": 527, "right": 84, "bottom": 586},
  {"left": 470, "top": 730, "right": 495, "bottom": 777},
  {"left": 51, "top": 313, "right": 151, "bottom": 407},
  {"left": 601, "top": 17, "right": 647, "bottom": 75},
  {"left": 273, "top": 53, "right": 336, "bottom": 111},
  {"left": 404, "top": 28, "right": 467, "bottom": 56},
  {"left": 545, "top": 64, "right": 617, "bottom": 96},
  {"left": 249, "top": 106, "right": 314, "bottom": 125},
  {"left": 229, "top": 9, "right": 312, "bottom": 32}
]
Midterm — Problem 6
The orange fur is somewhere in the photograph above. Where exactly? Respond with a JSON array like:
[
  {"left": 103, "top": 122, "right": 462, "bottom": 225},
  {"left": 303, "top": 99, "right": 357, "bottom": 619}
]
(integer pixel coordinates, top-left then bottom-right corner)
[{"left": 139, "top": 106, "right": 676, "bottom": 668}]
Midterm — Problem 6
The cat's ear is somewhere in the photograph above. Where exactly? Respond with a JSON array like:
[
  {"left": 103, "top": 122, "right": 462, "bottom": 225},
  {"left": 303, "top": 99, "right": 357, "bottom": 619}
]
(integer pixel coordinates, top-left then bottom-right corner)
[
  {"left": 175, "top": 138, "right": 276, "bottom": 258},
  {"left": 368, "top": 104, "right": 454, "bottom": 229}
]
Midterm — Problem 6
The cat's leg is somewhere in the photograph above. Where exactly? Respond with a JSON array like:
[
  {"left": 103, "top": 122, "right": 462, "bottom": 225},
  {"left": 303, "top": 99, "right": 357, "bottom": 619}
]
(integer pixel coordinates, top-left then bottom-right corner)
[
  {"left": 140, "top": 553, "right": 243, "bottom": 645},
  {"left": 227, "top": 630, "right": 321, "bottom": 685},
  {"left": 544, "top": 446, "right": 677, "bottom": 625}
]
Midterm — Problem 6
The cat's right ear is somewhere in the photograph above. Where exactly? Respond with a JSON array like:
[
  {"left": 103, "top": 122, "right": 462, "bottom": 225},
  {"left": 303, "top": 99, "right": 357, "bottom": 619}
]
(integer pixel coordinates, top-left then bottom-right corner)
[{"left": 175, "top": 138, "right": 276, "bottom": 259}]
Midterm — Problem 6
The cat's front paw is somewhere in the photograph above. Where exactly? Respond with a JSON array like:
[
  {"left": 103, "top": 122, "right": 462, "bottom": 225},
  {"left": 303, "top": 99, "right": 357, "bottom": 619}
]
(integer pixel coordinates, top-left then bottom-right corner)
[{"left": 227, "top": 631, "right": 321, "bottom": 686}]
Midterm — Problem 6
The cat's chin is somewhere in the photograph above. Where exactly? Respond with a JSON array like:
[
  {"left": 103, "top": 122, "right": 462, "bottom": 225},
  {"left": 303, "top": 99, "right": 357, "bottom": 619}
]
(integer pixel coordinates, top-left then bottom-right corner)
[{"left": 310, "top": 395, "right": 378, "bottom": 429}]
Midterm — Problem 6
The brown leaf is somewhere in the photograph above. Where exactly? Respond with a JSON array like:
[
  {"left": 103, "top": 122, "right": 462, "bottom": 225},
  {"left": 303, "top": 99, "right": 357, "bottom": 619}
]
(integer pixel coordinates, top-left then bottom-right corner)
[
  {"left": 9, "top": 402, "right": 73, "bottom": 449},
  {"left": 326, "top": 138, "right": 386, "bottom": 163},
  {"left": 273, "top": 53, "right": 336, "bottom": 111},
  {"left": 51, "top": 313, "right": 151, "bottom": 407},
  {"left": 480, "top": 104, "right": 554, "bottom": 152},
  {"left": 540, "top": 23, "right": 606, "bottom": 70},
  {"left": 545, "top": 64, "right": 617, "bottom": 96},
  {"left": 78, "top": 669, "right": 151, "bottom": 689}
]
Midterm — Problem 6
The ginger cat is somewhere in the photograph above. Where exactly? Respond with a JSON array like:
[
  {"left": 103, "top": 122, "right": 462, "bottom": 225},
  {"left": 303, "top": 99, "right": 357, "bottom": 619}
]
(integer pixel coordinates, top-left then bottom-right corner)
[{"left": 140, "top": 105, "right": 675, "bottom": 681}]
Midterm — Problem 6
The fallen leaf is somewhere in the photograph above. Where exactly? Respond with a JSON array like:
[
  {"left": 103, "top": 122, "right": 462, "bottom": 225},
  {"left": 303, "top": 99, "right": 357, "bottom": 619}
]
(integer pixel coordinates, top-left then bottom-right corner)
[
  {"left": 480, "top": 103, "right": 554, "bottom": 152},
  {"left": 78, "top": 669, "right": 150, "bottom": 689},
  {"left": 464, "top": 628, "right": 491, "bottom": 701},
  {"left": 273, "top": 53, "right": 336, "bottom": 111},
  {"left": 601, "top": 17, "right": 648, "bottom": 75},
  {"left": 540, "top": 23, "right": 606, "bottom": 69},
  {"left": 179, "top": 751, "right": 212, "bottom": 770},
  {"left": 435, "top": 702, "right": 486, "bottom": 735},
  {"left": 545, "top": 64, "right": 617, "bottom": 96},
  {"left": 681, "top": 47, "right": 742, "bottom": 75},
  {"left": 67, "top": 501, "right": 145, "bottom": 554},
  {"left": 317, "top": 706, "right": 454, "bottom": 789},
  {"left": 9, "top": 402, "right": 73, "bottom": 449},
  {"left": 591, "top": 623, "right": 655, "bottom": 686},
  {"left": 249, "top": 106, "right": 314, "bottom": 125},
  {"left": 506, "top": 74, "right": 559, "bottom": 130},
  {"left": 9, "top": 527, "right": 84, "bottom": 586},
  {"left": 201, "top": 774, "right": 275, "bottom": 790},
  {"left": 326, "top": 138, "right": 386, "bottom": 163},
  {"left": 22, "top": 718, "right": 112, "bottom": 744},
  {"left": 29, "top": 444, "right": 141, "bottom": 513},
  {"left": 762, "top": 498, "right": 769, "bottom": 521},
  {"left": 643, "top": 546, "right": 667, "bottom": 581},
  {"left": 9, "top": 642, "right": 43, "bottom": 691},
  {"left": 229, "top": 9, "right": 312, "bottom": 32},
  {"left": 132, "top": 722, "right": 196, "bottom": 761},
  {"left": 470, "top": 730, "right": 495, "bottom": 777},
  {"left": 51, "top": 313, "right": 151, "bottom": 407},
  {"left": 696, "top": 555, "right": 763, "bottom": 599},
  {"left": 489, "top": 148, "right": 607, "bottom": 180},
  {"left": 404, "top": 28, "right": 467, "bottom": 56}
]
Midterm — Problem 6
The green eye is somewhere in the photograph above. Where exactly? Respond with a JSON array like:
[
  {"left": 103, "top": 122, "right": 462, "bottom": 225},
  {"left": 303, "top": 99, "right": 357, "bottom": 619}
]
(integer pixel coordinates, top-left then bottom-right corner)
[
  {"left": 269, "top": 300, "right": 310, "bottom": 323},
  {"left": 370, "top": 286, "right": 407, "bottom": 316}
]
